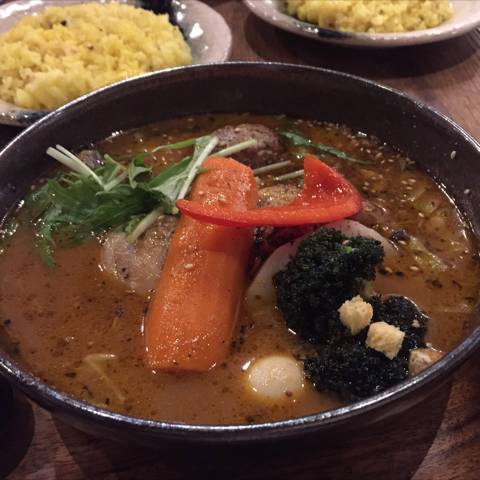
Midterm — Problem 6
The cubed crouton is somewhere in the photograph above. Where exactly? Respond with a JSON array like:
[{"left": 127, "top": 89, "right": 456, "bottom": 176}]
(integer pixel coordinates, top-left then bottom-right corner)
[
  {"left": 338, "top": 295, "right": 373, "bottom": 335},
  {"left": 409, "top": 347, "right": 443, "bottom": 376},
  {"left": 366, "top": 321, "right": 405, "bottom": 360}
]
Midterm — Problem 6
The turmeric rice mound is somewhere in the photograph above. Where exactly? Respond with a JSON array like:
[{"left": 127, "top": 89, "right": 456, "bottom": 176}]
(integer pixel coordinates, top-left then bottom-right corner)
[
  {"left": 0, "top": 3, "right": 192, "bottom": 110},
  {"left": 287, "top": 0, "right": 454, "bottom": 34}
]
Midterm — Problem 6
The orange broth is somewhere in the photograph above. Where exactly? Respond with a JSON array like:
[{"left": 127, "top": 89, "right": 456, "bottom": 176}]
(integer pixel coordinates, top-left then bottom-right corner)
[{"left": 0, "top": 114, "right": 478, "bottom": 425}]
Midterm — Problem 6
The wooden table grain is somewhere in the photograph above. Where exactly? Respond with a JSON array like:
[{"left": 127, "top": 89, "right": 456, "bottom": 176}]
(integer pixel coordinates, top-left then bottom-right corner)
[{"left": 1, "top": 1, "right": 480, "bottom": 478}]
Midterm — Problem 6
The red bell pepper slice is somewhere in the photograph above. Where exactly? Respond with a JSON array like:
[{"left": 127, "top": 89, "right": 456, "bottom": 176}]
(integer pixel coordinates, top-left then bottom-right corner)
[{"left": 176, "top": 154, "right": 362, "bottom": 227}]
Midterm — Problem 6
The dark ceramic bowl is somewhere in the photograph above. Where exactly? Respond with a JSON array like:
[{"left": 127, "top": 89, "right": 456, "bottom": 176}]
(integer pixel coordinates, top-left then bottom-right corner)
[{"left": 0, "top": 63, "right": 479, "bottom": 447}]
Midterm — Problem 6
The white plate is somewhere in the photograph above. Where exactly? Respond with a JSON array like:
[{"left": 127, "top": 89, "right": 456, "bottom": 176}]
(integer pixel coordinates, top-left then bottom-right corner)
[
  {"left": 244, "top": 0, "right": 480, "bottom": 48},
  {"left": 0, "top": 0, "right": 232, "bottom": 126}
]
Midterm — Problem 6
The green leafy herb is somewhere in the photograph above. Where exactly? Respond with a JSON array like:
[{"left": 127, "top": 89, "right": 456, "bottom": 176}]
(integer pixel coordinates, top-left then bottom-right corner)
[
  {"left": 253, "top": 160, "right": 293, "bottom": 176},
  {"left": 151, "top": 136, "right": 197, "bottom": 153},
  {"left": 46, "top": 145, "right": 105, "bottom": 186},
  {"left": 215, "top": 138, "right": 257, "bottom": 158},
  {"left": 146, "top": 134, "right": 218, "bottom": 214},
  {"left": 281, "top": 131, "right": 369, "bottom": 164},
  {"left": 127, "top": 156, "right": 152, "bottom": 188},
  {"left": 28, "top": 133, "right": 253, "bottom": 267},
  {"left": 177, "top": 135, "right": 219, "bottom": 202},
  {"left": 127, "top": 208, "right": 164, "bottom": 243}
]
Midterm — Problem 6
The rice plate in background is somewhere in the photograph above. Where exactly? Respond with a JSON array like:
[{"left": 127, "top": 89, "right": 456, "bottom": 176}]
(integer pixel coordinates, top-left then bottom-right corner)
[
  {"left": 0, "top": 3, "right": 192, "bottom": 110},
  {"left": 286, "top": 0, "right": 454, "bottom": 33}
]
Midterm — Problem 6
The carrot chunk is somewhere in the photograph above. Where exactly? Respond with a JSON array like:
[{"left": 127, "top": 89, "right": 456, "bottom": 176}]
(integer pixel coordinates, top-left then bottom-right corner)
[{"left": 145, "top": 157, "right": 258, "bottom": 371}]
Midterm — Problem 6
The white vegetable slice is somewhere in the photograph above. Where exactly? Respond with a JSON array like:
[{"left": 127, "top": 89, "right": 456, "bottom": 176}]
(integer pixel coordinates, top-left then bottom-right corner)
[
  {"left": 409, "top": 347, "right": 444, "bottom": 376},
  {"left": 246, "top": 236, "right": 303, "bottom": 307},
  {"left": 324, "top": 219, "right": 396, "bottom": 255}
]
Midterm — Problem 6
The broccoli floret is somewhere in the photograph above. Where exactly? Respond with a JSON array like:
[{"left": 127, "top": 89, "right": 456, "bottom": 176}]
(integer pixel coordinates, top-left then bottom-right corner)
[
  {"left": 304, "top": 339, "right": 408, "bottom": 400},
  {"left": 272, "top": 228, "right": 428, "bottom": 400},
  {"left": 273, "top": 228, "right": 384, "bottom": 343},
  {"left": 305, "top": 296, "right": 428, "bottom": 400},
  {"left": 369, "top": 295, "right": 427, "bottom": 353}
]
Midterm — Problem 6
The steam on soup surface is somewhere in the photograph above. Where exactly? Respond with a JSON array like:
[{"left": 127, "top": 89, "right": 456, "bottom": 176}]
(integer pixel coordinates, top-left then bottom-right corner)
[{"left": 0, "top": 114, "right": 478, "bottom": 425}]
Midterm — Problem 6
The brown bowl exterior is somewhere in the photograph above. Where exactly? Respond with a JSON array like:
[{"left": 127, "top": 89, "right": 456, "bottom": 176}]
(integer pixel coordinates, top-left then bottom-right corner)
[{"left": 0, "top": 62, "right": 479, "bottom": 446}]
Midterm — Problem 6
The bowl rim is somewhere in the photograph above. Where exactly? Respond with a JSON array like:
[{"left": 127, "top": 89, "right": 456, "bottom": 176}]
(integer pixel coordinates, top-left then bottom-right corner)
[{"left": 0, "top": 61, "right": 479, "bottom": 441}]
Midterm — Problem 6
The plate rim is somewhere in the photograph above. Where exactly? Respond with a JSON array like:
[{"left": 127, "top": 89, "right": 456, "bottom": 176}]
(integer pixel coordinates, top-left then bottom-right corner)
[{"left": 243, "top": 0, "right": 480, "bottom": 48}]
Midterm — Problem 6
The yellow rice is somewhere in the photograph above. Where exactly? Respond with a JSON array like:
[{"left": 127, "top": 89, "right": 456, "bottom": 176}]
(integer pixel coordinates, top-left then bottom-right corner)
[
  {"left": 287, "top": 0, "right": 454, "bottom": 33},
  {"left": 0, "top": 3, "right": 192, "bottom": 110}
]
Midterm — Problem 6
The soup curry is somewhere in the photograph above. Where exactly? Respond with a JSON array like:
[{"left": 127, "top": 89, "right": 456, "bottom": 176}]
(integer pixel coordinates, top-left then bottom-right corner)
[{"left": 0, "top": 114, "right": 478, "bottom": 425}]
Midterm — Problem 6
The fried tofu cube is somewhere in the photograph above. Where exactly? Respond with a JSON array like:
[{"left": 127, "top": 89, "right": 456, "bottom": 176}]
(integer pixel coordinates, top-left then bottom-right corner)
[
  {"left": 409, "top": 347, "right": 443, "bottom": 376},
  {"left": 338, "top": 295, "right": 373, "bottom": 335},
  {"left": 366, "top": 321, "right": 405, "bottom": 360}
]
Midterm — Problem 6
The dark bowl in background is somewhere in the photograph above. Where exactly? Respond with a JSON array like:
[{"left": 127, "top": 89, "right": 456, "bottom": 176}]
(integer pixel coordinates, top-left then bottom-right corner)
[{"left": 0, "top": 62, "right": 479, "bottom": 447}]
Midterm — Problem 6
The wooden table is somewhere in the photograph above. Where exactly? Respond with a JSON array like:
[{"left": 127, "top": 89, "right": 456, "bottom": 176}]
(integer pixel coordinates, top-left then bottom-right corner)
[{"left": 1, "top": 1, "right": 480, "bottom": 478}]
